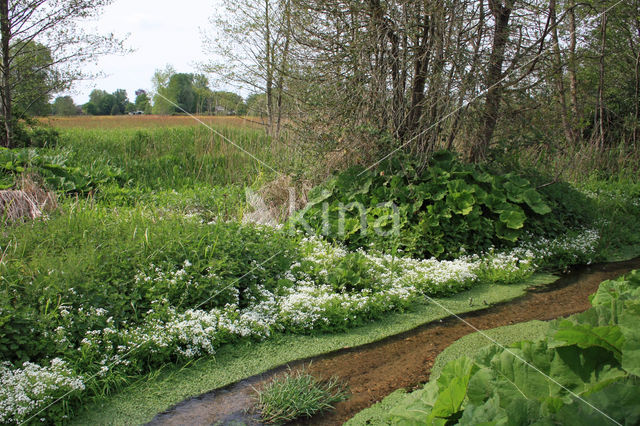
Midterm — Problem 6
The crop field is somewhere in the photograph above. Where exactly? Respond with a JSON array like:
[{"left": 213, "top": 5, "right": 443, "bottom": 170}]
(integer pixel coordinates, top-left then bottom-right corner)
[
  {"left": 1, "top": 119, "right": 640, "bottom": 424},
  {"left": 39, "top": 115, "right": 265, "bottom": 130}
]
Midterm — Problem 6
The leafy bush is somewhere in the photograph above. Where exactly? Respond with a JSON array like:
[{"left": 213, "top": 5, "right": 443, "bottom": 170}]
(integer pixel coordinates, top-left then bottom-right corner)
[
  {"left": 255, "top": 369, "right": 348, "bottom": 424},
  {"left": 0, "top": 204, "right": 299, "bottom": 363},
  {"left": 0, "top": 147, "right": 123, "bottom": 193},
  {"left": 388, "top": 270, "right": 640, "bottom": 425},
  {"left": 12, "top": 124, "right": 60, "bottom": 149},
  {"left": 292, "top": 151, "right": 575, "bottom": 259}
]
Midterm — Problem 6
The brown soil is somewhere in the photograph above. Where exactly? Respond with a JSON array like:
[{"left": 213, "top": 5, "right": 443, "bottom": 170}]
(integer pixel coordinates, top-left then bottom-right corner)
[{"left": 148, "top": 257, "right": 640, "bottom": 426}]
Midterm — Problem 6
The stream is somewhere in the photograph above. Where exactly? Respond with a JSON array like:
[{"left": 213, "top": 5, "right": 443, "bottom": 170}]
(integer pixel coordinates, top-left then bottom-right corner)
[{"left": 147, "top": 257, "right": 640, "bottom": 426}]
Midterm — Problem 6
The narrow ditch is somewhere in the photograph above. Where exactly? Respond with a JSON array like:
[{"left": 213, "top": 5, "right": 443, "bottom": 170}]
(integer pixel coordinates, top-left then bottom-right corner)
[{"left": 148, "top": 257, "right": 640, "bottom": 426}]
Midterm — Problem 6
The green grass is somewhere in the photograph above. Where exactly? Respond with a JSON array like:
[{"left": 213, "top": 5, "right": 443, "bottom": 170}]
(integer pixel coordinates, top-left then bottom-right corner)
[
  {"left": 57, "top": 126, "right": 293, "bottom": 188},
  {"left": 346, "top": 320, "right": 551, "bottom": 426},
  {"left": 256, "top": 369, "right": 348, "bottom": 424},
  {"left": 69, "top": 274, "right": 555, "bottom": 425}
]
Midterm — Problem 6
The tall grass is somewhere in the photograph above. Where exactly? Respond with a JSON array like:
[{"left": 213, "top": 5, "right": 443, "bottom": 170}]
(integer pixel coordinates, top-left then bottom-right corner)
[{"left": 57, "top": 125, "right": 299, "bottom": 189}]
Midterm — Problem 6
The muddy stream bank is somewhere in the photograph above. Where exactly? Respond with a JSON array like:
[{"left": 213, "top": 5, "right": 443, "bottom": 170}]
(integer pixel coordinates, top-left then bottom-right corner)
[{"left": 148, "top": 257, "right": 640, "bottom": 426}]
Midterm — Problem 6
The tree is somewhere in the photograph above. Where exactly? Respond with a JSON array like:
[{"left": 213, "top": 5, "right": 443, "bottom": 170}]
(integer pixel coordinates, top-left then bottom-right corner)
[
  {"left": 112, "top": 89, "right": 129, "bottom": 115},
  {"left": 152, "top": 71, "right": 197, "bottom": 114},
  {"left": 151, "top": 64, "right": 175, "bottom": 114},
  {"left": 134, "top": 89, "right": 151, "bottom": 113},
  {"left": 11, "top": 41, "right": 56, "bottom": 117},
  {"left": 246, "top": 93, "right": 267, "bottom": 117},
  {"left": 52, "top": 96, "right": 79, "bottom": 116},
  {"left": 211, "top": 91, "right": 244, "bottom": 115},
  {"left": 202, "top": 0, "right": 293, "bottom": 136},
  {"left": 0, "top": 0, "right": 124, "bottom": 147},
  {"left": 84, "top": 89, "right": 115, "bottom": 115},
  {"left": 167, "top": 73, "right": 196, "bottom": 113},
  {"left": 471, "top": 0, "right": 516, "bottom": 161},
  {"left": 83, "top": 89, "right": 130, "bottom": 115}
]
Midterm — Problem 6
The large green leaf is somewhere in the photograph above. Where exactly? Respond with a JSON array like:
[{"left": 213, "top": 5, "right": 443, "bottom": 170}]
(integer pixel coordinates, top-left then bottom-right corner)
[
  {"left": 495, "top": 221, "right": 520, "bottom": 242},
  {"left": 620, "top": 300, "right": 640, "bottom": 377},
  {"left": 447, "top": 191, "right": 476, "bottom": 215},
  {"left": 458, "top": 396, "right": 509, "bottom": 425},
  {"left": 431, "top": 357, "right": 479, "bottom": 419},
  {"left": 389, "top": 381, "right": 442, "bottom": 425},
  {"left": 499, "top": 208, "right": 526, "bottom": 230},
  {"left": 522, "top": 189, "right": 552, "bottom": 215},
  {"left": 554, "top": 380, "right": 640, "bottom": 426},
  {"left": 504, "top": 173, "right": 531, "bottom": 188},
  {"left": 551, "top": 320, "right": 624, "bottom": 360}
]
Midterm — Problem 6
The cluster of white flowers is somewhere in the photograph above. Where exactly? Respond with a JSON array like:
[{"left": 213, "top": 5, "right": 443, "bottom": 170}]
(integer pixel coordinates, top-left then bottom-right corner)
[
  {"left": 517, "top": 228, "right": 600, "bottom": 265},
  {"left": 134, "top": 260, "right": 215, "bottom": 291},
  {"left": 0, "top": 359, "right": 84, "bottom": 424}
]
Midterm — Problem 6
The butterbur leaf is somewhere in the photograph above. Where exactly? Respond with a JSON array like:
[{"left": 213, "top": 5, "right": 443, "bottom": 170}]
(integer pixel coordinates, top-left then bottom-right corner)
[
  {"left": 350, "top": 178, "right": 372, "bottom": 198},
  {"left": 499, "top": 208, "right": 526, "bottom": 230},
  {"left": 447, "top": 191, "right": 475, "bottom": 215},
  {"left": 495, "top": 221, "right": 520, "bottom": 242},
  {"left": 619, "top": 300, "right": 640, "bottom": 377},
  {"left": 551, "top": 320, "right": 624, "bottom": 360},
  {"left": 306, "top": 187, "right": 333, "bottom": 206},
  {"left": 504, "top": 173, "right": 531, "bottom": 188},
  {"left": 388, "top": 381, "right": 441, "bottom": 425},
  {"left": 472, "top": 169, "right": 495, "bottom": 184},
  {"left": 554, "top": 380, "right": 640, "bottom": 426},
  {"left": 504, "top": 182, "right": 525, "bottom": 203},
  {"left": 522, "top": 189, "right": 552, "bottom": 215}
]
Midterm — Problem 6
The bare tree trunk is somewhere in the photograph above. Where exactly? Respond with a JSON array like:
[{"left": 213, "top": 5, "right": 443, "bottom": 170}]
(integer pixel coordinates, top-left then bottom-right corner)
[
  {"left": 1, "top": 0, "right": 12, "bottom": 148},
  {"left": 594, "top": 8, "right": 607, "bottom": 150},
  {"left": 550, "top": 0, "right": 575, "bottom": 145},
  {"left": 388, "top": 20, "right": 403, "bottom": 139},
  {"left": 404, "top": 11, "right": 432, "bottom": 142},
  {"left": 634, "top": 0, "right": 640, "bottom": 146},
  {"left": 634, "top": 49, "right": 639, "bottom": 146},
  {"left": 447, "top": 1, "right": 485, "bottom": 150},
  {"left": 567, "top": 0, "right": 580, "bottom": 143},
  {"left": 275, "top": 0, "right": 291, "bottom": 138},
  {"left": 265, "top": 0, "right": 274, "bottom": 136},
  {"left": 472, "top": 0, "right": 514, "bottom": 162}
]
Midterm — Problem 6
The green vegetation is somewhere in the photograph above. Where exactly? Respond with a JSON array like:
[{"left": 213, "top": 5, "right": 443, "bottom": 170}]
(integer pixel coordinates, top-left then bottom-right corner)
[
  {"left": 429, "top": 320, "right": 550, "bottom": 381},
  {"left": 375, "top": 270, "right": 640, "bottom": 426},
  {"left": 294, "top": 151, "right": 589, "bottom": 259},
  {"left": 255, "top": 369, "right": 348, "bottom": 424},
  {"left": 2, "top": 0, "right": 640, "bottom": 423},
  {"left": 346, "top": 321, "right": 551, "bottom": 426},
  {"left": 1, "top": 122, "right": 639, "bottom": 424},
  {"left": 70, "top": 278, "right": 546, "bottom": 425}
]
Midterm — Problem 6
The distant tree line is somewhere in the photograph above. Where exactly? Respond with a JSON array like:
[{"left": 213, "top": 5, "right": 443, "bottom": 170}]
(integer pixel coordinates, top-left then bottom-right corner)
[{"left": 46, "top": 73, "right": 257, "bottom": 117}]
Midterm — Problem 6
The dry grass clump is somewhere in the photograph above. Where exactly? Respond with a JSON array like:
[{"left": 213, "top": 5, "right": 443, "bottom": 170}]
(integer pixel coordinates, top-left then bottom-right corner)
[
  {"left": 0, "top": 190, "right": 41, "bottom": 222},
  {"left": 243, "top": 174, "right": 312, "bottom": 226},
  {"left": 1, "top": 176, "right": 57, "bottom": 223}
]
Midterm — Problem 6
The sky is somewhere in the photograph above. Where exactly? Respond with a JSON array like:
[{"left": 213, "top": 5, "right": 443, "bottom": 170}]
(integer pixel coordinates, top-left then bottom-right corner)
[{"left": 62, "top": 0, "right": 222, "bottom": 105}]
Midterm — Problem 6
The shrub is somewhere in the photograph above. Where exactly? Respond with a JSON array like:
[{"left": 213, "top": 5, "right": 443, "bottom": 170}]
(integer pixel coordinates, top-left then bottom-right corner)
[
  {"left": 12, "top": 124, "right": 60, "bottom": 149},
  {"left": 291, "top": 151, "right": 577, "bottom": 259}
]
